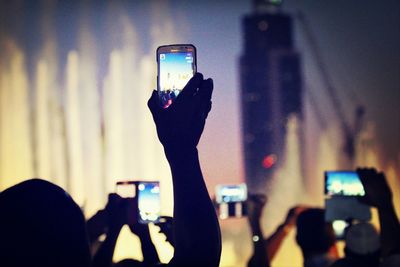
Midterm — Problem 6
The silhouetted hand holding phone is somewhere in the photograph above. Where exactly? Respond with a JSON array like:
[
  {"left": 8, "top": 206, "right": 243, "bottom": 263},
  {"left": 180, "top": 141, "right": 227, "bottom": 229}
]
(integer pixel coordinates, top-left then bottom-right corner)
[
  {"left": 86, "top": 209, "right": 108, "bottom": 245},
  {"left": 357, "top": 168, "right": 392, "bottom": 208},
  {"left": 148, "top": 72, "right": 221, "bottom": 266},
  {"left": 357, "top": 168, "right": 400, "bottom": 258},
  {"left": 148, "top": 72, "right": 212, "bottom": 154},
  {"left": 105, "top": 193, "right": 129, "bottom": 232}
]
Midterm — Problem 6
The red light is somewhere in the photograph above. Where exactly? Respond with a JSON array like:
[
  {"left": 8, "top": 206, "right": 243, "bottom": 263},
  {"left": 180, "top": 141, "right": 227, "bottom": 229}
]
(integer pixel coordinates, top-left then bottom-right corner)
[{"left": 262, "top": 154, "right": 277, "bottom": 169}]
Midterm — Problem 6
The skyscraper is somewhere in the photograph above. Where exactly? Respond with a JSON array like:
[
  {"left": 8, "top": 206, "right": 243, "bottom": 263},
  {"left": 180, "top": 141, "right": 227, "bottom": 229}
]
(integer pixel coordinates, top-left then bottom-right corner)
[{"left": 240, "top": 1, "right": 302, "bottom": 190}]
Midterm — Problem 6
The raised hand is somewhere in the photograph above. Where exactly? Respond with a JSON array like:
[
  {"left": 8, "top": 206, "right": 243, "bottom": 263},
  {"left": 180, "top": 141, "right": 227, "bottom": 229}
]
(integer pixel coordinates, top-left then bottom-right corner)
[
  {"left": 357, "top": 168, "right": 392, "bottom": 208},
  {"left": 283, "top": 206, "right": 309, "bottom": 228},
  {"left": 105, "top": 193, "right": 138, "bottom": 232},
  {"left": 148, "top": 73, "right": 213, "bottom": 152},
  {"left": 356, "top": 167, "right": 400, "bottom": 257},
  {"left": 147, "top": 73, "right": 221, "bottom": 266}
]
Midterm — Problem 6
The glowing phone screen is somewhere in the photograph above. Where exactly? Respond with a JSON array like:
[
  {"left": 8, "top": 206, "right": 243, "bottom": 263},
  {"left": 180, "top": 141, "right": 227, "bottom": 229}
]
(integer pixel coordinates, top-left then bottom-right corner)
[
  {"left": 138, "top": 182, "right": 161, "bottom": 223},
  {"left": 158, "top": 52, "right": 195, "bottom": 108},
  {"left": 216, "top": 184, "right": 248, "bottom": 204},
  {"left": 325, "top": 171, "right": 365, "bottom": 196}
]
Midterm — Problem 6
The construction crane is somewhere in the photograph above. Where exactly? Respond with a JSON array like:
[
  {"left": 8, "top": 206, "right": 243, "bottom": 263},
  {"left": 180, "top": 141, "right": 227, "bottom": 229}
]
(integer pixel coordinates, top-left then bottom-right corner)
[{"left": 296, "top": 11, "right": 365, "bottom": 167}]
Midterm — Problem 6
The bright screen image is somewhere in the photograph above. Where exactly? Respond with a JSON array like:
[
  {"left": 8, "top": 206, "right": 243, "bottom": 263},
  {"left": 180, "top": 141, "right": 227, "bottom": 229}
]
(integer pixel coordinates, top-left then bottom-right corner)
[
  {"left": 325, "top": 171, "right": 365, "bottom": 196},
  {"left": 216, "top": 184, "right": 248, "bottom": 203},
  {"left": 158, "top": 52, "right": 194, "bottom": 108},
  {"left": 138, "top": 182, "right": 161, "bottom": 223}
]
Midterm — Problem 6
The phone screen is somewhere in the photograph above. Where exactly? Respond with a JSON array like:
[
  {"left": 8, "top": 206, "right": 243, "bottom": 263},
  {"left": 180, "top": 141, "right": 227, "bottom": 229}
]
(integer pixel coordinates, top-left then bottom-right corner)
[
  {"left": 138, "top": 182, "right": 161, "bottom": 224},
  {"left": 216, "top": 184, "right": 248, "bottom": 204},
  {"left": 325, "top": 171, "right": 365, "bottom": 197},
  {"left": 157, "top": 45, "right": 196, "bottom": 108}
]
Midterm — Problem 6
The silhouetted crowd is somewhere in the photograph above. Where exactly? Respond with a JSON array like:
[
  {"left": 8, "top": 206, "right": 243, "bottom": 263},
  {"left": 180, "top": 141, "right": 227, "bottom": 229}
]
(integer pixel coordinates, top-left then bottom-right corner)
[{"left": 0, "top": 73, "right": 399, "bottom": 267}]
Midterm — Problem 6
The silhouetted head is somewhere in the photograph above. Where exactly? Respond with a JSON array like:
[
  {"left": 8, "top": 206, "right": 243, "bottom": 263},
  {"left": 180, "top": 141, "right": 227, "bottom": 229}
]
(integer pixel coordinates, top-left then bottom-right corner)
[
  {"left": 0, "top": 178, "right": 91, "bottom": 267},
  {"left": 341, "top": 222, "right": 381, "bottom": 267},
  {"left": 296, "top": 208, "right": 336, "bottom": 257}
]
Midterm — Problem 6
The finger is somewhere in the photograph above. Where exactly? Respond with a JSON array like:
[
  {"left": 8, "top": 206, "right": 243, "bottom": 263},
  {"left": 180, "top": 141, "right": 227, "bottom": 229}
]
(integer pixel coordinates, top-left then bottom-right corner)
[
  {"left": 147, "top": 90, "right": 158, "bottom": 111},
  {"left": 160, "top": 215, "right": 173, "bottom": 221},
  {"left": 357, "top": 168, "right": 371, "bottom": 184},
  {"left": 178, "top": 72, "right": 203, "bottom": 99},
  {"left": 148, "top": 90, "right": 162, "bottom": 119},
  {"left": 195, "top": 78, "right": 214, "bottom": 119},
  {"left": 359, "top": 194, "right": 372, "bottom": 206},
  {"left": 197, "top": 78, "right": 213, "bottom": 103}
]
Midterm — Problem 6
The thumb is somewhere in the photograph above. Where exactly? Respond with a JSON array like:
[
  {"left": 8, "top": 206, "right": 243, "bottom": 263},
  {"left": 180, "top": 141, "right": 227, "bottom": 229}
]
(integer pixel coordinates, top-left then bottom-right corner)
[{"left": 148, "top": 90, "right": 162, "bottom": 119}]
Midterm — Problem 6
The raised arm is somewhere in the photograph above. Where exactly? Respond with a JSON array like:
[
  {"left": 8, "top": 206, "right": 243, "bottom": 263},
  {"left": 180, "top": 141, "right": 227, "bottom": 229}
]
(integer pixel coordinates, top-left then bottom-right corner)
[
  {"left": 265, "top": 206, "right": 307, "bottom": 261},
  {"left": 247, "top": 195, "right": 306, "bottom": 266},
  {"left": 92, "top": 194, "right": 126, "bottom": 267},
  {"left": 357, "top": 168, "right": 400, "bottom": 258},
  {"left": 148, "top": 73, "right": 221, "bottom": 266},
  {"left": 247, "top": 194, "right": 269, "bottom": 267},
  {"left": 129, "top": 223, "right": 160, "bottom": 266}
]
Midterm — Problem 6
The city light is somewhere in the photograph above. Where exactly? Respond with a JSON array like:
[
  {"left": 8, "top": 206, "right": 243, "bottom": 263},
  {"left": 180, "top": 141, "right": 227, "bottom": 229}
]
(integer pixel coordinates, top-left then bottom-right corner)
[{"left": 262, "top": 154, "right": 277, "bottom": 169}]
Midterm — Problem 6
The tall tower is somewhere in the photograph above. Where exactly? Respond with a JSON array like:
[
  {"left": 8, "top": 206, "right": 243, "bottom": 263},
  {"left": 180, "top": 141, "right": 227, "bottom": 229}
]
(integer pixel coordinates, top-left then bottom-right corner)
[{"left": 240, "top": 0, "right": 302, "bottom": 191}]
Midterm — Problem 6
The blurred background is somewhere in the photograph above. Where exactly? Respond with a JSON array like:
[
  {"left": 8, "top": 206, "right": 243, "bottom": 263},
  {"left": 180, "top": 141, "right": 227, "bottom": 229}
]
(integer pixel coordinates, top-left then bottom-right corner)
[{"left": 0, "top": 0, "right": 399, "bottom": 266}]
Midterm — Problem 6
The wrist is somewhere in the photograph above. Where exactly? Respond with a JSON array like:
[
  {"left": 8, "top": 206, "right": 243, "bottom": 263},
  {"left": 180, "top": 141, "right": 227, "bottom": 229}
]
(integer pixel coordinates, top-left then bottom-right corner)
[
  {"left": 278, "top": 223, "right": 292, "bottom": 235},
  {"left": 250, "top": 221, "right": 263, "bottom": 236},
  {"left": 140, "top": 235, "right": 154, "bottom": 246},
  {"left": 139, "top": 228, "right": 152, "bottom": 240},
  {"left": 106, "top": 228, "right": 122, "bottom": 241},
  {"left": 164, "top": 147, "right": 199, "bottom": 167},
  {"left": 107, "top": 223, "right": 123, "bottom": 236},
  {"left": 165, "top": 146, "right": 198, "bottom": 163},
  {"left": 249, "top": 219, "right": 261, "bottom": 231},
  {"left": 252, "top": 234, "right": 263, "bottom": 243}
]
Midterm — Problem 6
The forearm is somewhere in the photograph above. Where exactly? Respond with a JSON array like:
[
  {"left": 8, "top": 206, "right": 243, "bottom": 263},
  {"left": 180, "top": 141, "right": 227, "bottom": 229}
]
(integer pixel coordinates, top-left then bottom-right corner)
[
  {"left": 167, "top": 147, "right": 221, "bottom": 266},
  {"left": 92, "top": 228, "right": 121, "bottom": 267},
  {"left": 248, "top": 220, "right": 269, "bottom": 267},
  {"left": 139, "top": 230, "right": 160, "bottom": 265},
  {"left": 378, "top": 202, "right": 400, "bottom": 257},
  {"left": 265, "top": 224, "right": 291, "bottom": 261},
  {"left": 86, "top": 210, "right": 107, "bottom": 245}
]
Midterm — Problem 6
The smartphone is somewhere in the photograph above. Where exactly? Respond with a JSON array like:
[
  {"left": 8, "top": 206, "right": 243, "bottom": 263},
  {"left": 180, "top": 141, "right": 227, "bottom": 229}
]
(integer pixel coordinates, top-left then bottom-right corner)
[
  {"left": 324, "top": 171, "right": 371, "bottom": 222},
  {"left": 215, "top": 184, "right": 248, "bottom": 219},
  {"left": 157, "top": 44, "right": 197, "bottom": 108},
  {"left": 137, "top": 181, "right": 161, "bottom": 224},
  {"left": 215, "top": 184, "right": 248, "bottom": 204},
  {"left": 325, "top": 171, "right": 365, "bottom": 197},
  {"left": 332, "top": 220, "right": 349, "bottom": 240}
]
